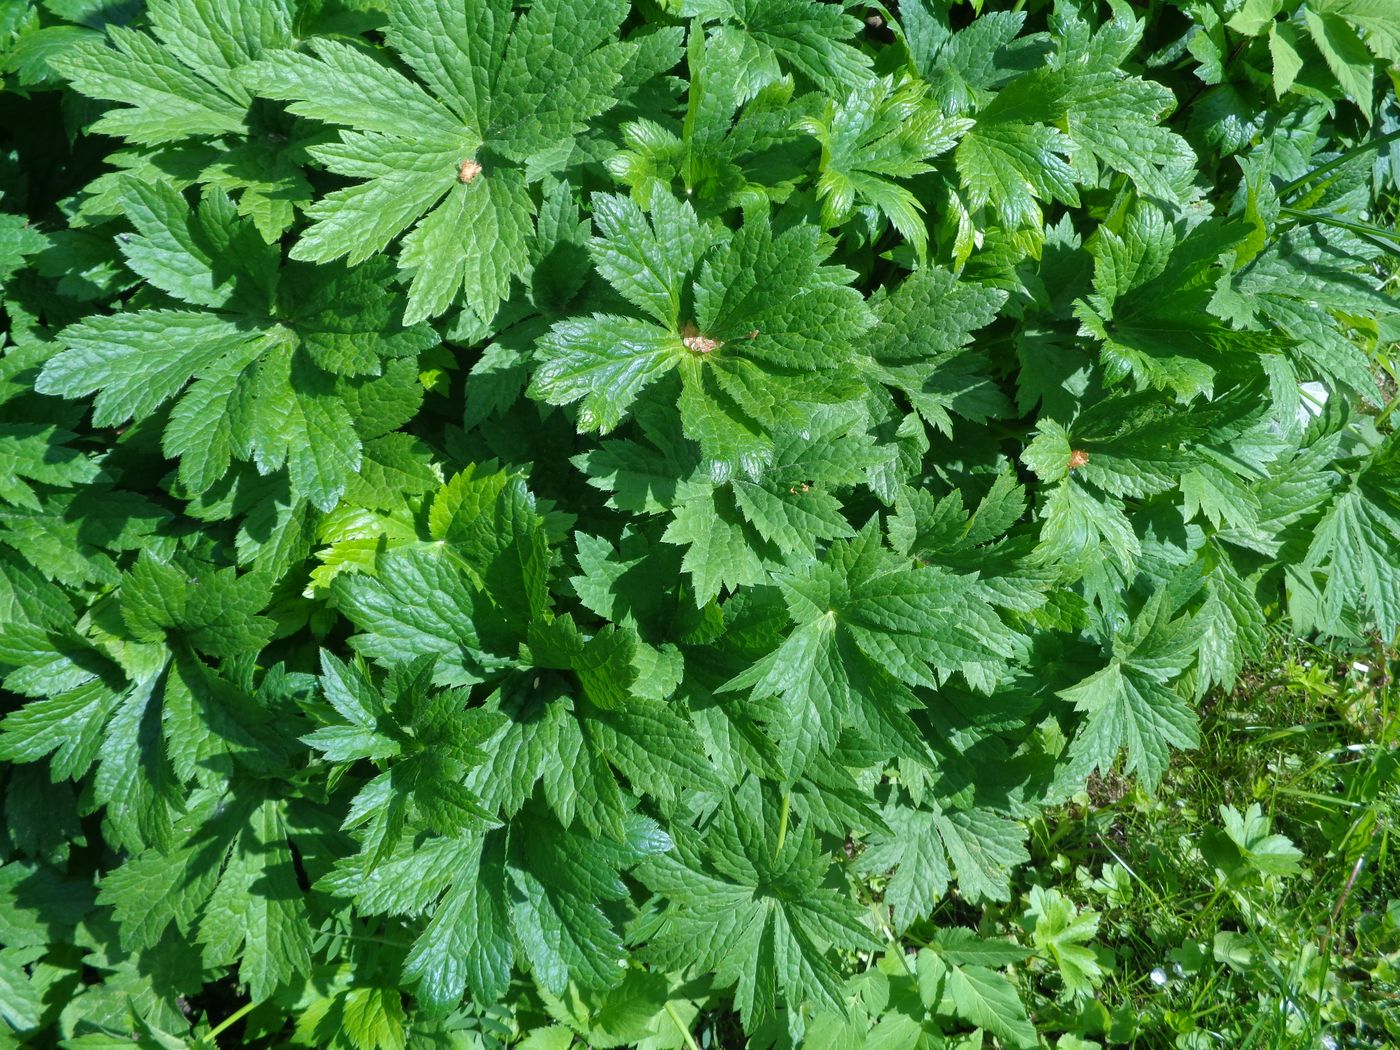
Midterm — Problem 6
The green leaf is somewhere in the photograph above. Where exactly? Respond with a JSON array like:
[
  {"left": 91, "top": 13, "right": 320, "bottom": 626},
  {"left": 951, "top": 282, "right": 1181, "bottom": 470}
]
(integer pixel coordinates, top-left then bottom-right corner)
[
  {"left": 799, "top": 75, "right": 970, "bottom": 256},
  {"left": 93, "top": 671, "right": 184, "bottom": 854},
  {"left": 1218, "top": 803, "right": 1304, "bottom": 878},
  {"left": 917, "top": 948, "right": 1036, "bottom": 1048},
  {"left": 1303, "top": 7, "right": 1378, "bottom": 114},
  {"left": 199, "top": 798, "right": 314, "bottom": 1002},
  {"left": 1303, "top": 442, "right": 1400, "bottom": 639},
  {"left": 401, "top": 833, "right": 513, "bottom": 1009},
  {"left": 859, "top": 802, "right": 1030, "bottom": 929},
  {"left": 861, "top": 265, "right": 1008, "bottom": 434},
  {"left": 637, "top": 779, "right": 877, "bottom": 1027},
  {"left": 691, "top": 0, "right": 872, "bottom": 92},
  {"left": 588, "top": 191, "right": 714, "bottom": 328},
  {"left": 245, "top": 0, "right": 633, "bottom": 319},
  {"left": 1059, "top": 659, "right": 1198, "bottom": 792},
  {"left": 0, "top": 425, "right": 102, "bottom": 509},
  {"left": 37, "top": 188, "right": 430, "bottom": 509},
  {"left": 121, "top": 555, "right": 275, "bottom": 658},
  {"left": 533, "top": 314, "right": 685, "bottom": 432},
  {"left": 1024, "top": 886, "right": 1102, "bottom": 997},
  {"left": 724, "top": 523, "right": 1022, "bottom": 774},
  {"left": 535, "top": 202, "right": 873, "bottom": 472},
  {"left": 342, "top": 987, "right": 407, "bottom": 1050},
  {"left": 952, "top": 59, "right": 1082, "bottom": 230},
  {"left": 332, "top": 546, "right": 495, "bottom": 688},
  {"left": 1075, "top": 205, "right": 1276, "bottom": 400}
]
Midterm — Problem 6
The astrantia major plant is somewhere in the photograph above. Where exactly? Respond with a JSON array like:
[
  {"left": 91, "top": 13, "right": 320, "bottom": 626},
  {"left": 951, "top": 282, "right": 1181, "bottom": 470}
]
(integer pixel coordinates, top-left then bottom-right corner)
[{"left": 1, "top": 0, "right": 1398, "bottom": 1046}]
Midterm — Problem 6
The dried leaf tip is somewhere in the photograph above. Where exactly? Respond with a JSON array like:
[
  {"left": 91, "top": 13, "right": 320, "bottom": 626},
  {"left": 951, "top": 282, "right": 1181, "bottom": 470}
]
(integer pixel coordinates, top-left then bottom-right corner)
[
  {"left": 1068, "top": 449, "right": 1090, "bottom": 470},
  {"left": 681, "top": 321, "right": 721, "bottom": 354},
  {"left": 457, "top": 158, "right": 483, "bottom": 184}
]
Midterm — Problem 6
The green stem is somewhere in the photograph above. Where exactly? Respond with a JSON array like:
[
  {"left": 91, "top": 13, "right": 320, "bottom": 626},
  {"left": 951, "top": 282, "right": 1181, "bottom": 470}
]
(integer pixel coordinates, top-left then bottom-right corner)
[
  {"left": 1376, "top": 390, "right": 1400, "bottom": 431},
  {"left": 867, "top": 900, "right": 906, "bottom": 969},
  {"left": 1279, "top": 206, "right": 1400, "bottom": 250},
  {"left": 665, "top": 1001, "right": 702, "bottom": 1050},
  {"left": 774, "top": 790, "right": 791, "bottom": 858},
  {"left": 1277, "top": 128, "right": 1400, "bottom": 199},
  {"left": 201, "top": 1000, "right": 257, "bottom": 1048}
]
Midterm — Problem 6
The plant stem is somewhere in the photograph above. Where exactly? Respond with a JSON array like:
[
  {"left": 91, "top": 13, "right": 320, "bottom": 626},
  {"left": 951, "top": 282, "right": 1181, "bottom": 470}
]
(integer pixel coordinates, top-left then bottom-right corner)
[
  {"left": 1277, "top": 128, "right": 1400, "bottom": 199},
  {"left": 202, "top": 1000, "right": 257, "bottom": 1048},
  {"left": 774, "top": 790, "right": 791, "bottom": 858},
  {"left": 1278, "top": 207, "right": 1400, "bottom": 252},
  {"left": 1373, "top": 390, "right": 1400, "bottom": 431},
  {"left": 1319, "top": 829, "right": 1376, "bottom": 965},
  {"left": 665, "top": 1001, "right": 702, "bottom": 1050}
]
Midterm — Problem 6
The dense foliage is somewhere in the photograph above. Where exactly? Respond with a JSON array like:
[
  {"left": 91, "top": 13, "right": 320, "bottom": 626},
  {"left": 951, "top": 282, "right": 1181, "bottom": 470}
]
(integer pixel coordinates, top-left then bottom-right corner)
[{"left": 1, "top": 0, "right": 1398, "bottom": 1045}]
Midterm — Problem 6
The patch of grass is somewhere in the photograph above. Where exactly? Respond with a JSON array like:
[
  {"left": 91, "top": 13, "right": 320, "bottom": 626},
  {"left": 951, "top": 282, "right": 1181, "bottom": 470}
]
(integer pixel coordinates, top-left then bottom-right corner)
[{"left": 1018, "top": 640, "right": 1400, "bottom": 1048}]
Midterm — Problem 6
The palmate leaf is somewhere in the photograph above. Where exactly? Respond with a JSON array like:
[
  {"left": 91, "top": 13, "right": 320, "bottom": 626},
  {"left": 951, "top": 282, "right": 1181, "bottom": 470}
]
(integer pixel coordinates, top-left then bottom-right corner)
[
  {"left": 44, "top": 0, "right": 315, "bottom": 237},
  {"left": 1048, "top": 5, "right": 1196, "bottom": 196},
  {"left": 1302, "top": 433, "right": 1400, "bottom": 639},
  {"left": 1074, "top": 204, "right": 1280, "bottom": 400},
  {"left": 521, "top": 615, "right": 719, "bottom": 835},
  {"left": 305, "top": 653, "right": 501, "bottom": 865},
  {"left": 684, "top": 0, "right": 872, "bottom": 93},
  {"left": 859, "top": 265, "right": 1009, "bottom": 434},
  {"left": 858, "top": 801, "right": 1030, "bottom": 930},
  {"left": 798, "top": 75, "right": 971, "bottom": 256},
  {"left": 721, "top": 523, "right": 1023, "bottom": 777},
  {"left": 918, "top": 943, "right": 1037, "bottom": 1049},
  {"left": 321, "top": 811, "right": 671, "bottom": 1012},
  {"left": 1229, "top": 0, "right": 1396, "bottom": 110},
  {"left": 0, "top": 425, "right": 103, "bottom": 509},
  {"left": 331, "top": 467, "right": 553, "bottom": 685},
  {"left": 942, "top": 5, "right": 1192, "bottom": 231},
  {"left": 1188, "top": 544, "right": 1268, "bottom": 695},
  {"left": 245, "top": 0, "right": 640, "bottom": 321},
  {"left": 47, "top": 0, "right": 295, "bottom": 147},
  {"left": 36, "top": 182, "right": 434, "bottom": 510},
  {"left": 532, "top": 192, "right": 874, "bottom": 474},
  {"left": 1024, "top": 886, "right": 1103, "bottom": 997},
  {"left": 0, "top": 211, "right": 48, "bottom": 292},
  {"left": 1058, "top": 595, "right": 1201, "bottom": 791},
  {"left": 954, "top": 92, "right": 1078, "bottom": 231},
  {"left": 635, "top": 778, "right": 877, "bottom": 1027},
  {"left": 1, "top": 551, "right": 294, "bottom": 851},
  {"left": 1211, "top": 220, "right": 1395, "bottom": 403},
  {"left": 97, "top": 789, "right": 315, "bottom": 1004},
  {"left": 907, "top": 5, "right": 1040, "bottom": 114},
  {"left": 609, "top": 25, "right": 813, "bottom": 212},
  {"left": 2, "top": 657, "right": 223, "bottom": 856},
  {"left": 8, "top": 0, "right": 1400, "bottom": 1041},
  {"left": 661, "top": 408, "right": 887, "bottom": 604}
]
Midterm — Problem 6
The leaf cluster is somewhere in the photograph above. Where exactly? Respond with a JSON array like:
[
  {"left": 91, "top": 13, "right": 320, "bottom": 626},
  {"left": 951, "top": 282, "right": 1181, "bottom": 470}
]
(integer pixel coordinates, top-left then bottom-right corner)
[{"left": 1, "top": 0, "right": 1398, "bottom": 1046}]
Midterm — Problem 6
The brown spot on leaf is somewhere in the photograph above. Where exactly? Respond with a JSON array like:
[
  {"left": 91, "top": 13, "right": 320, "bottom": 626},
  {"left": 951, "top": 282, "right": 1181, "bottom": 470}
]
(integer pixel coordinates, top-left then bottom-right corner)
[
  {"left": 681, "top": 321, "right": 721, "bottom": 354},
  {"left": 1068, "top": 449, "right": 1090, "bottom": 470},
  {"left": 457, "top": 158, "right": 483, "bottom": 184}
]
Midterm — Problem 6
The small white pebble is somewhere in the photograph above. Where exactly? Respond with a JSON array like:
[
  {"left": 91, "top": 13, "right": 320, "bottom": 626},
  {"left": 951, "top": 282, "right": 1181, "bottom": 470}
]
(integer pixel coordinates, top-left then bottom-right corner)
[
  {"left": 1150, "top": 967, "right": 1168, "bottom": 987},
  {"left": 1352, "top": 662, "right": 1370, "bottom": 673}
]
